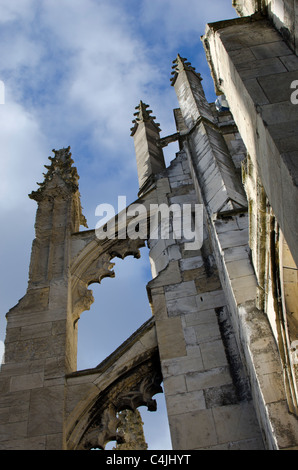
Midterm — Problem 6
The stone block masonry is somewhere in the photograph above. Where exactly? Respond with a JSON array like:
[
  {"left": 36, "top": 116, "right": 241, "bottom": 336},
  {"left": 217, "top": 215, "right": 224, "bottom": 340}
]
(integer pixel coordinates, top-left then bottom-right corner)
[
  {"left": 146, "top": 146, "right": 264, "bottom": 449},
  {"left": 0, "top": 1, "right": 297, "bottom": 451}
]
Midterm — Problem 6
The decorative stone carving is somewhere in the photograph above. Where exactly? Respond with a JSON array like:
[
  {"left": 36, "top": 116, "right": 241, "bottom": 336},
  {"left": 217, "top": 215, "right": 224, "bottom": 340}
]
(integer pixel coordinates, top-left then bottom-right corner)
[
  {"left": 116, "top": 373, "right": 162, "bottom": 412},
  {"left": 72, "top": 280, "right": 95, "bottom": 321},
  {"left": 29, "top": 147, "right": 87, "bottom": 229},
  {"left": 68, "top": 352, "right": 162, "bottom": 450},
  {"left": 130, "top": 101, "right": 161, "bottom": 137},
  {"left": 113, "top": 410, "right": 148, "bottom": 450},
  {"left": 108, "top": 237, "right": 145, "bottom": 261},
  {"left": 170, "top": 53, "right": 201, "bottom": 86},
  {"left": 71, "top": 237, "right": 145, "bottom": 321},
  {"left": 87, "top": 405, "right": 123, "bottom": 450}
]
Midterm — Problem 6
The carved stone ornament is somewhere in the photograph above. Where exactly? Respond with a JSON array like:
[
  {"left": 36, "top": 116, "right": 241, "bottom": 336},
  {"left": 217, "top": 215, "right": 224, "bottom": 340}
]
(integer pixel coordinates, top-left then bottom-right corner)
[
  {"left": 69, "top": 353, "right": 162, "bottom": 450},
  {"left": 130, "top": 100, "right": 161, "bottom": 137},
  {"left": 29, "top": 147, "right": 79, "bottom": 200},
  {"left": 71, "top": 237, "right": 146, "bottom": 321},
  {"left": 29, "top": 146, "right": 87, "bottom": 228}
]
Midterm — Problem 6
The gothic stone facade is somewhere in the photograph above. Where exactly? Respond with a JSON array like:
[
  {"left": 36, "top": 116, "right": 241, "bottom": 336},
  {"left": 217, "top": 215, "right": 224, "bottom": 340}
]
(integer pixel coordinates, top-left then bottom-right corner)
[{"left": 0, "top": 1, "right": 297, "bottom": 450}]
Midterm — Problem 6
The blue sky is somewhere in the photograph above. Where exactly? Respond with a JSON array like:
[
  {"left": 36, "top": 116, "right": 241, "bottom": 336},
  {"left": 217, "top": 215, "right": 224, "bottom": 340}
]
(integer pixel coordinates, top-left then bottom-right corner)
[{"left": 0, "top": 0, "right": 237, "bottom": 449}]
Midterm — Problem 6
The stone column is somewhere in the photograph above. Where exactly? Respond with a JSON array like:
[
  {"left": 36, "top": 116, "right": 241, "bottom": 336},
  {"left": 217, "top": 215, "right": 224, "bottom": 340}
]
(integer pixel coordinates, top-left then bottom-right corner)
[
  {"left": 0, "top": 147, "right": 87, "bottom": 450},
  {"left": 131, "top": 101, "right": 166, "bottom": 196}
]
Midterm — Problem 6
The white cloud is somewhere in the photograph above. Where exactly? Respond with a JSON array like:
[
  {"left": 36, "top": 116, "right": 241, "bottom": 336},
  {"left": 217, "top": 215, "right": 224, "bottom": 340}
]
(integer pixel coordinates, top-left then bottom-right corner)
[
  {"left": 0, "top": 0, "right": 37, "bottom": 24},
  {"left": 0, "top": 98, "right": 48, "bottom": 211},
  {"left": 36, "top": 0, "right": 165, "bottom": 151},
  {"left": 0, "top": 0, "right": 43, "bottom": 79}
]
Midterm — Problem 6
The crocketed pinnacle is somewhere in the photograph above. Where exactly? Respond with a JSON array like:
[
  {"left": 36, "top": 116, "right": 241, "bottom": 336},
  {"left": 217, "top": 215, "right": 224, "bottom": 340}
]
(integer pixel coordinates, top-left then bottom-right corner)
[
  {"left": 170, "top": 54, "right": 202, "bottom": 86},
  {"left": 130, "top": 100, "right": 161, "bottom": 136},
  {"left": 29, "top": 146, "right": 80, "bottom": 201}
]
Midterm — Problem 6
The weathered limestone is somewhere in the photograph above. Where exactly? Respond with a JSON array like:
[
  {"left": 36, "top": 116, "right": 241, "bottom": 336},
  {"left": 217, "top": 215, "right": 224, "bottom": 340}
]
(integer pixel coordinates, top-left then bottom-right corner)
[
  {"left": 0, "top": 148, "right": 87, "bottom": 449},
  {"left": 0, "top": 148, "right": 158, "bottom": 450},
  {"left": 140, "top": 58, "right": 265, "bottom": 449},
  {"left": 131, "top": 100, "right": 166, "bottom": 196},
  {"left": 201, "top": 3, "right": 298, "bottom": 449},
  {"left": 65, "top": 318, "right": 161, "bottom": 450},
  {"left": 171, "top": 54, "right": 247, "bottom": 215},
  {"left": 0, "top": 0, "right": 297, "bottom": 451},
  {"left": 234, "top": 0, "right": 298, "bottom": 55},
  {"left": 203, "top": 14, "right": 298, "bottom": 268}
]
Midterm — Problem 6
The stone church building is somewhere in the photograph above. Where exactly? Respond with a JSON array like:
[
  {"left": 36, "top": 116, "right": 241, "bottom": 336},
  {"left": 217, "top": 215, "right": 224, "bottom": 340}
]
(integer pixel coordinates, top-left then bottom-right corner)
[{"left": 0, "top": 0, "right": 297, "bottom": 450}]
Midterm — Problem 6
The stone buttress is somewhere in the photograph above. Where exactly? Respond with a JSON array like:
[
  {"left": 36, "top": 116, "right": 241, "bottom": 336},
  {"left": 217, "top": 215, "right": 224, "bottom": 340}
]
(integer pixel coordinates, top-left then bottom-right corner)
[
  {"left": 0, "top": 148, "right": 88, "bottom": 449},
  {"left": 0, "top": 147, "right": 162, "bottom": 450},
  {"left": 132, "top": 56, "right": 265, "bottom": 449},
  {"left": 202, "top": 3, "right": 298, "bottom": 449}
]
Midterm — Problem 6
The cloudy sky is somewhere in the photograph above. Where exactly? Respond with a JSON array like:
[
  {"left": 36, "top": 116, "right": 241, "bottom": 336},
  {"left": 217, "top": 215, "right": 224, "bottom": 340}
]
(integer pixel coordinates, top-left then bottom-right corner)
[{"left": 0, "top": 0, "right": 236, "bottom": 449}]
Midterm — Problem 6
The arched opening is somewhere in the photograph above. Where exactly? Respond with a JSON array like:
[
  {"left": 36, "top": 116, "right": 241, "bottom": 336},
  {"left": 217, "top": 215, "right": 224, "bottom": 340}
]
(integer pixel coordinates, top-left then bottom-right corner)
[
  {"left": 75, "top": 246, "right": 172, "bottom": 449},
  {"left": 77, "top": 247, "right": 152, "bottom": 369}
]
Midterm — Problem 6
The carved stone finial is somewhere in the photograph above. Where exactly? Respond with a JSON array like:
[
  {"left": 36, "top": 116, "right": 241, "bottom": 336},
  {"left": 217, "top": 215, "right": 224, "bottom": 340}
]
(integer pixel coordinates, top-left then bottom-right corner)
[
  {"left": 130, "top": 100, "right": 161, "bottom": 136},
  {"left": 170, "top": 54, "right": 202, "bottom": 86},
  {"left": 29, "top": 146, "right": 80, "bottom": 201}
]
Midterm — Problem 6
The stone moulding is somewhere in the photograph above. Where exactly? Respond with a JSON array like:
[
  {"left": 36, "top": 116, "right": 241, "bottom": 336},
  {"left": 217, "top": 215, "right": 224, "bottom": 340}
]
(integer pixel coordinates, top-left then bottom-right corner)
[
  {"left": 65, "top": 317, "right": 161, "bottom": 450},
  {"left": 70, "top": 228, "right": 146, "bottom": 322}
]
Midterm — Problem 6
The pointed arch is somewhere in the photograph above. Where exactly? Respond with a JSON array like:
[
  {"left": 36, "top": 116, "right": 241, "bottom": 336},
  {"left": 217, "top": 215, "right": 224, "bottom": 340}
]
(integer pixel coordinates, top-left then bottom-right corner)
[{"left": 65, "top": 318, "right": 162, "bottom": 450}]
